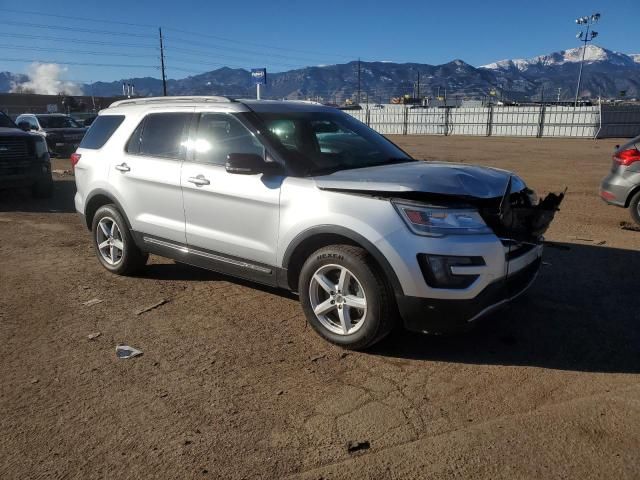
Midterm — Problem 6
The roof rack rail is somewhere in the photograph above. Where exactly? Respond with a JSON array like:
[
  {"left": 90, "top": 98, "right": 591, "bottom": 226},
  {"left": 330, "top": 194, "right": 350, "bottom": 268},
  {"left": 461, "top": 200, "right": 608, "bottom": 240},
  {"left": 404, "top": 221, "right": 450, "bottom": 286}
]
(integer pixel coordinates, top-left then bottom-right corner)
[{"left": 109, "top": 96, "right": 236, "bottom": 108}]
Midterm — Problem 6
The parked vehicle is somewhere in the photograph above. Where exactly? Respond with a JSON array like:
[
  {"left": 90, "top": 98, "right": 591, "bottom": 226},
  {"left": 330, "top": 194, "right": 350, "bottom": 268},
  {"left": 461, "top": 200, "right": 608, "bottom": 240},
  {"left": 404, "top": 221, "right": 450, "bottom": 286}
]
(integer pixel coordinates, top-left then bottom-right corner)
[
  {"left": 600, "top": 134, "right": 640, "bottom": 225},
  {"left": 15, "top": 113, "right": 88, "bottom": 155},
  {"left": 0, "top": 111, "right": 53, "bottom": 197},
  {"left": 73, "top": 97, "right": 563, "bottom": 349}
]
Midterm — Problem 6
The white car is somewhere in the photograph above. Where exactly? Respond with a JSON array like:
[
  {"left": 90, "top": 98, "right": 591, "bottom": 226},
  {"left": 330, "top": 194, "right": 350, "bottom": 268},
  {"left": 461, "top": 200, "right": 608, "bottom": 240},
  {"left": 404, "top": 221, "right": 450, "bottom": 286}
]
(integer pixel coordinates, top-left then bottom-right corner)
[{"left": 73, "top": 96, "right": 562, "bottom": 349}]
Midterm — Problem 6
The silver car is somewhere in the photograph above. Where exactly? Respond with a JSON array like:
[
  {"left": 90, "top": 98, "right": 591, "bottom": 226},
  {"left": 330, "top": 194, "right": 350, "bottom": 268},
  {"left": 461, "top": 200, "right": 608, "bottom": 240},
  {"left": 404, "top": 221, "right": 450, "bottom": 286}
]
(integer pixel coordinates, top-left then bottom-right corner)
[
  {"left": 600, "top": 134, "right": 640, "bottom": 225},
  {"left": 73, "top": 97, "right": 562, "bottom": 349}
]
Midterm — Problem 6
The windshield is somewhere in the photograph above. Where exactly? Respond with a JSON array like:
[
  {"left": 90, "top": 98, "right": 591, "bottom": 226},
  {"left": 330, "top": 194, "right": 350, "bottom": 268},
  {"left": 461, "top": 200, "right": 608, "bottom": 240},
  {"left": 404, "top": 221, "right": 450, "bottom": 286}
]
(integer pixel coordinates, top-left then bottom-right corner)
[
  {"left": 253, "top": 110, "right": 414, "bottom": 175},
  {"left": 37, "top": 116, "right": 81, "bottom": 128},
  {"left": 0, "top": 113, "right": 17, "bottom": 129}
]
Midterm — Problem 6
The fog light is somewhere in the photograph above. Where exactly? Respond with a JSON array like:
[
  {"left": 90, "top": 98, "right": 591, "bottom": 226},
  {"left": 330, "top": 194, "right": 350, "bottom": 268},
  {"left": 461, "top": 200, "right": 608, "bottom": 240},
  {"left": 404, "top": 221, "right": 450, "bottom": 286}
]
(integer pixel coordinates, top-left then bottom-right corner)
[{"left": 417, "top": 254, "right": 484, "bottom": 289}]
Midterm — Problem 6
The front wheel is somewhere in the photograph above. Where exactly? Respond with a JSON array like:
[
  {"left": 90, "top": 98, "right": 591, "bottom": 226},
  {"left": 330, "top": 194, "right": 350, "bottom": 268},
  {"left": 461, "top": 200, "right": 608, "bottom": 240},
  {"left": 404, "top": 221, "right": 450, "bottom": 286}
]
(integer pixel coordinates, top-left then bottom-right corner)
[
  {"left": 92, "top": 204, "right": 148, "bottom": 275},
  {"left": 298, "top": 245, "right": 396, "bottom": 350},
  {"left": 629, "top": 190, "right": 640, "bottom": 226}
]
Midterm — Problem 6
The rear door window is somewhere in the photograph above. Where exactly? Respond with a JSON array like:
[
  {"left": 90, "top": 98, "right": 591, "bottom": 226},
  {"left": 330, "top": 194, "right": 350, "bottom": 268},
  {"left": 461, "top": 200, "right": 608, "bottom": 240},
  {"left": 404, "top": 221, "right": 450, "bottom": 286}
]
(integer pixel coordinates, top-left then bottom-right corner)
[
  {"left": 136, "top": 112, "right": 191, "bottom": 160},
  {"left": 79, "top": 115, "right": 125, "bottom": 149}
]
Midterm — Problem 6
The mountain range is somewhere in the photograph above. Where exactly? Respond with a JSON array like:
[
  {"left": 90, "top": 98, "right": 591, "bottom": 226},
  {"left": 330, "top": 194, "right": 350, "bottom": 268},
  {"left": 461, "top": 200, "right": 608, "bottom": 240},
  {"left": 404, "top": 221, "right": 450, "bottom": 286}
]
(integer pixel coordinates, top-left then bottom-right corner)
[{"left": 1, "top": 45, "right": 639, "bottom": 101}]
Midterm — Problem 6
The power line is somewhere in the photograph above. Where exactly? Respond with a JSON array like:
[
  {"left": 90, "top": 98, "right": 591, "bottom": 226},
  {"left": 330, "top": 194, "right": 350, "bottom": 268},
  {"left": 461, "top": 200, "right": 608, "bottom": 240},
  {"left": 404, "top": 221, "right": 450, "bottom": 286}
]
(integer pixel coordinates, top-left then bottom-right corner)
[
  {"left": 0, "top": 32, "right": 158, "bottom": 49},
  {"left": 0, "top": 44, "right": 158, "bottom": 58},
  {"left": 164, "top": 35, "right": 355, "bottom": 64},
  {"left": 162, "top": 26, "right": 355, "bottom": 60},
  {"left": 0, "top": 7, "right": 158, "bottom": 28},
  {"left": 164, "top": 45, "right": 309, "bottom": 69},
  {"left": 0, "top": 20, "right": 156, "bottom": 38},
  {"left": 0, "top": 58, "right": 159, "bottom": 69}
]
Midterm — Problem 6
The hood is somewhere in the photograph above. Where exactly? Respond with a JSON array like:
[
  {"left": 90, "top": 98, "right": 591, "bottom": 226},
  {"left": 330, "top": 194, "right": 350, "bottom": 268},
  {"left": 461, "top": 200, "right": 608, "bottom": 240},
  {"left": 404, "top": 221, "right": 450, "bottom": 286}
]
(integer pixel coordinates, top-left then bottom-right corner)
[
  {"left": 314, "top": 161, "right": 526, "bottom": 199},
  {"left": 0, "top": 127, "right": 34, "bottom": 138}
]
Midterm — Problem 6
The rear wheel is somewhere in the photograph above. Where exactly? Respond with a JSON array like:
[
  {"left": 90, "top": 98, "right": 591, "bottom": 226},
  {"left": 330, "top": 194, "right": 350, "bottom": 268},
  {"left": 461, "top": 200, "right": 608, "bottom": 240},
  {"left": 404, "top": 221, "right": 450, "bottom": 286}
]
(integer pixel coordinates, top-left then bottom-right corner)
[
  {"left": 629, "top": 190, "right": 640, "bottom": 225},
  {"left": 92, "top": 204, "right": 148, "bottom": 275},
  {"left": 298, "top": 245, "right": 396, "bottom": 350}
]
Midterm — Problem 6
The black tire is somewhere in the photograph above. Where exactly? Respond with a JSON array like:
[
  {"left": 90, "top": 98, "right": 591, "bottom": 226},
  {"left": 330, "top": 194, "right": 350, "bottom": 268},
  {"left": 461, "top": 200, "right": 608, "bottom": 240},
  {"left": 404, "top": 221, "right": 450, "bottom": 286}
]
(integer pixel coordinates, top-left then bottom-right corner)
[
  {"left": 32, "top": 176, "right": 53, "bottom": 198},
  {"left": 91, "top": 204, "right": 148, "bottom": 275},
  {"left": 298, "top": 245, "right": 396, "bottom": 350},
  {"left": 629, "top": 190, "right": 640, "bottom": 226}
]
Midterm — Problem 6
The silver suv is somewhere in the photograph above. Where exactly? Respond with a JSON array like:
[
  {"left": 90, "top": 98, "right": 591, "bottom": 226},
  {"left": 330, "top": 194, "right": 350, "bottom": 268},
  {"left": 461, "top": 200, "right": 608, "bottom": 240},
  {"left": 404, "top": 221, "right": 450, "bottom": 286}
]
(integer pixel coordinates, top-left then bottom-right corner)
[{"left": 74, "top": 97, "right": 563, "bottom": 349}]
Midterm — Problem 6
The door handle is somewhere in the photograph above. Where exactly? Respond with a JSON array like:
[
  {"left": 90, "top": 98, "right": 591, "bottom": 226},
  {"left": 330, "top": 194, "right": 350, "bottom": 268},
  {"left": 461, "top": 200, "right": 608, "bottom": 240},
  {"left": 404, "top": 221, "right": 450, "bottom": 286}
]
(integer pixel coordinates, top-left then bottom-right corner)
[
  {"left": 115, "top": 163, "right": 130, "bottom": 172},
  {"left": 187, "top": 175, "right": 210, "bottom": 186}
]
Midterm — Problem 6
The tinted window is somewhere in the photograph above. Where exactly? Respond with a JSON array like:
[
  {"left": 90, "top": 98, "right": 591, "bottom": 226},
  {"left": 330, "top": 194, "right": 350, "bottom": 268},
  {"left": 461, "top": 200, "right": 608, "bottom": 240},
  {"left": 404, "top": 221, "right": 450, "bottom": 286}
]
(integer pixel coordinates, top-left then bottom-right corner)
[
  {"left": 256, "top": 111, "right": 412, "bottom": 175},
  {"left": 79, "top": 115, "right": 125, "bottom": 149},
  {"left": 135, "top": 113, "right": 190, "bottom": 159},
  {"left": 190, "top": 113, "right": 264, "bottom": 165},
  {"left": 37, "top": 116, "right": 81, "bottom": 128}
]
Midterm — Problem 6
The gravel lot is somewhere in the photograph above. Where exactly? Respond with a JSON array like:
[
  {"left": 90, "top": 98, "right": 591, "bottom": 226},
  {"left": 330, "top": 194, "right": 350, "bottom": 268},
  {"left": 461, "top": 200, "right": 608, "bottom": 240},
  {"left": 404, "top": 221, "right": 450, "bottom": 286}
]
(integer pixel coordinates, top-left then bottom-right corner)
[{"left": 1, "top": 136, "right": 639, "bottom": 479}]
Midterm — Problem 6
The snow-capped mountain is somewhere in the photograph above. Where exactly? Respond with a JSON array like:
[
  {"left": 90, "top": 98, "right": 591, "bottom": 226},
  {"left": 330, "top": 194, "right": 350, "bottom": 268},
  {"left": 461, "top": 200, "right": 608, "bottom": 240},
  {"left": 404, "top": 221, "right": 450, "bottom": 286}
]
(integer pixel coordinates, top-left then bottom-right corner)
[
  {"left": 480, "top": 45, "right": 640, "bottom": 99},
  {"left": 482, "top": 45, "right": 637, "bottom": 71},
  {"left": 2, "top": 46, "right": 638, "bottom": 100}
]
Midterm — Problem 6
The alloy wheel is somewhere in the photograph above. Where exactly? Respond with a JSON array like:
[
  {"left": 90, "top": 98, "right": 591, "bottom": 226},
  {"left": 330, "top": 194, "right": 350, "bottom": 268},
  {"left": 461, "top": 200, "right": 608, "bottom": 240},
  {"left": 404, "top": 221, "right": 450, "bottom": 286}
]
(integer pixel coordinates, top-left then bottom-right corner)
[
  {"left": 96, "top": 216, "right": 124, "bottom": 266},
  {"left": 308, "top": 264, "right": 367, "bottom": 335}
]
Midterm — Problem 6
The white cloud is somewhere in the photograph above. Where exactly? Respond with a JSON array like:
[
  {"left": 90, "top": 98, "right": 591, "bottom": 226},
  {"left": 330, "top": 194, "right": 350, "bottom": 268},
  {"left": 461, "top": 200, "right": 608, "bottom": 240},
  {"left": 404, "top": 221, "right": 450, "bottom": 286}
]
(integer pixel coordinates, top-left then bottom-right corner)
[{"left": 10, "top": 63, "right": 83, "bottom": 95}]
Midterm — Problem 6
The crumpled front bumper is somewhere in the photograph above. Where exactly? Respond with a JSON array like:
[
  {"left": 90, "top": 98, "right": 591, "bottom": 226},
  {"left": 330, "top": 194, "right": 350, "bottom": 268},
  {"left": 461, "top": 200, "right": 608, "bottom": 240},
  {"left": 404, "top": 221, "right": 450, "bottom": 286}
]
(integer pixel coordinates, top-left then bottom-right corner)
[{"left": 397, "top": 255, "right": 541, "bottom": 334}]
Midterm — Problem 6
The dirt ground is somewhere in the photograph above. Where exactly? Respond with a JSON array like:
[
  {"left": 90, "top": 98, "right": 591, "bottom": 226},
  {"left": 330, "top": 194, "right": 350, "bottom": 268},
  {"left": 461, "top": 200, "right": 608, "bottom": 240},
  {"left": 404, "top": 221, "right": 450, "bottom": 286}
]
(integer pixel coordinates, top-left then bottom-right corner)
[{"left": 1, "top": 136, "right": 639, "bottom": 480}]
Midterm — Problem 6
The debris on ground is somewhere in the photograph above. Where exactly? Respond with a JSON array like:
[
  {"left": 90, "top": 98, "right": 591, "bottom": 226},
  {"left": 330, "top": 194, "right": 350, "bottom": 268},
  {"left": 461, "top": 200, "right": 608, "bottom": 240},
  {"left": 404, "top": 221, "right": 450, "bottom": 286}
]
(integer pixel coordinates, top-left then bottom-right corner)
[
  {"left": 573, "top": 237, "right": 593, "bottom": 242},
  {"left": 620, "top": 221, "right": 640, "bottom": 232},
  {"left": 136, "top": 299, "right": 170, "bottom": 315},
  {"left": 276, "top": 390, "right": 284, "bottom": 396},
  {"left": 82, "top": 298, "right": 103, "bottom": 307},
  {"left": 347, "top": 440, "right": 370, "bottom": 453},
  {"left": 87, "top": 332, "right": 101, "bottom": 341},
  {"left": 310, "top": 354, "right": 326, "bottom": 363},
  {"left": 30, "top": 378, "right": 39, "bottom": 384},
  {"left": 115, "top": 345, "right": 143, "bottom": 359},
  {"left": 596, "top": 240, "right": 607, "bottom": 246}
]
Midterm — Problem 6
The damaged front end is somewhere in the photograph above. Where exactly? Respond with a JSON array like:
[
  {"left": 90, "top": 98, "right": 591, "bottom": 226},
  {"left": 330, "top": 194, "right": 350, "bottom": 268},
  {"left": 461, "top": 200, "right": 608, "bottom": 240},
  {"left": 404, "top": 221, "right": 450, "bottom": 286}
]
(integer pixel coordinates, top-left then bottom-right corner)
[{"left": 478, "top": 181, "right": 566, "bottom": 243}]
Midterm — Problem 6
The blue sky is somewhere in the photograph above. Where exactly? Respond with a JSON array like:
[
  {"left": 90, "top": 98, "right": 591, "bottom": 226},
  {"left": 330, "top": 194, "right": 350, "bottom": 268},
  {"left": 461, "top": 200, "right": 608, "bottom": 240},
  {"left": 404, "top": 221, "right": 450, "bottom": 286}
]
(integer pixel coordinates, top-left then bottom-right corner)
[{"left": 0, "top": 0, "right": 636, "bottom": 83}]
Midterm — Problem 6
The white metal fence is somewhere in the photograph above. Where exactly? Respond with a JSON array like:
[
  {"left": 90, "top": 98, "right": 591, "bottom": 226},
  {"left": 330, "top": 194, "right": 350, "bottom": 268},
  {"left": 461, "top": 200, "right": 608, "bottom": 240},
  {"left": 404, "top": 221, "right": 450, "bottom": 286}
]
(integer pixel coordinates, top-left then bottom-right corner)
[{"left": 344, "top": 104, "right": 640, "bottom": 139}]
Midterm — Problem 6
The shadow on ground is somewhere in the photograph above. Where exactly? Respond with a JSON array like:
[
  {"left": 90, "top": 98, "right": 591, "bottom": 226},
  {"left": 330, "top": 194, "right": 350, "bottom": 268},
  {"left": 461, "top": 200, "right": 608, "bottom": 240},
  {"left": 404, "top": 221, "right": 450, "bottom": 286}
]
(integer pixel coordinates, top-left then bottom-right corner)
[
  {"left": 4, "top": 175, "right": 637, "bottom": 374},
  {"left": 0, "top": 177, "right": 76, "bottom": 213},
  {"left": 372, "top": 242, "right": 640, "bottom": 374}
]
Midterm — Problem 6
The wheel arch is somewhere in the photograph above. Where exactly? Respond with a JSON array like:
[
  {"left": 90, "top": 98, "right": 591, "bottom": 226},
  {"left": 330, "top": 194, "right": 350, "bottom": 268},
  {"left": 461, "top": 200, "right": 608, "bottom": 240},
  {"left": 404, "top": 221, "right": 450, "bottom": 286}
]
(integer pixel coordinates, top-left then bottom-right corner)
[
  {"left": 281, "top": 225, "right": 403, "bottom": 296},
  {"left": 84, "top": 189, "right": 133, "bottom": 232},
  {"left": 625, "top": 184, "right": 640, "bottom": 208}
]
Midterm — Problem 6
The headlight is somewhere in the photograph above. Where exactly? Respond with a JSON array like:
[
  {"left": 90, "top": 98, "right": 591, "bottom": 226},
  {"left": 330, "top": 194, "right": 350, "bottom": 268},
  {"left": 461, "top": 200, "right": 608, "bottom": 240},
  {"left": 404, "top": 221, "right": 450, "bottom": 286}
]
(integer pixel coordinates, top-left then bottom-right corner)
[{"left": 393, "top": 201, "right": 492, "bottom": 236}]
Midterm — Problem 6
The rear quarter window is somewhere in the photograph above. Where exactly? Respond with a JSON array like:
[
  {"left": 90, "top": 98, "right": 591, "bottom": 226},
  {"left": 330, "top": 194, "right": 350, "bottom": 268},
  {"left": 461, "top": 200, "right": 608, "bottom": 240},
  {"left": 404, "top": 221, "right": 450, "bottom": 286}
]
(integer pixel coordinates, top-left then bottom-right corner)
[{"left": 79, "top": 115, "right": 125, "bottom": 149}]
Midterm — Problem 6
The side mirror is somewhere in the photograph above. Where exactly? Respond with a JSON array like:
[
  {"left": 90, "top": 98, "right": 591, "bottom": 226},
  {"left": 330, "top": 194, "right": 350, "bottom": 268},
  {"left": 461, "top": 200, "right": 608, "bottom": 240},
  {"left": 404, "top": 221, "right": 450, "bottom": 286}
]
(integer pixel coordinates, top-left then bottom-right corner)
[
  {"left": 18, "top": 121, "right": 30, "bottom": 132},
  {"left": 226, "top": 153, "right": 281, "bottom": 175}
]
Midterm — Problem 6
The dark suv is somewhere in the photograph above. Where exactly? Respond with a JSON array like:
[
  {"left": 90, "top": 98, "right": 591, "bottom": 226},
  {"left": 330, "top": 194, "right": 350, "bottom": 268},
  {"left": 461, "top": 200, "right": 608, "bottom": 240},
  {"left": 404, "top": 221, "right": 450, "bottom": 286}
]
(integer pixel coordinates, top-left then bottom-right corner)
[
  {"left": 0, "top": 112, "right": 53, "bottom": 198},
  {"left": 15, "top": 113, "right": 87, "bottom": 156}
]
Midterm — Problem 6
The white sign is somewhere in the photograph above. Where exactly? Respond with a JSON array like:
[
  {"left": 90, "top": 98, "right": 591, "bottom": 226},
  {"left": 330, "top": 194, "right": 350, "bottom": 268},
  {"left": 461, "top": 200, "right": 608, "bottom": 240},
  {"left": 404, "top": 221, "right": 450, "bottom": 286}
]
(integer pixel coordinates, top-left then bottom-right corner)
[{"left": 46, "top": 104, "right": 58, "bottom": 113}]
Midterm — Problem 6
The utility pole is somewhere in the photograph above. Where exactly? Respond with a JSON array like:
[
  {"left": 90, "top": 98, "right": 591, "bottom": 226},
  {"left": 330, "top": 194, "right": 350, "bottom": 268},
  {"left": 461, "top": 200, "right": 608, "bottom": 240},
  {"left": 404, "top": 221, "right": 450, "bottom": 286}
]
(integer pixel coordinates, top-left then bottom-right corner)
[
  {"left": 557, "top": 87, "right": 562, "bottom": 103},
  {"left": 573, "top": 13, "right": 600, "bottom": 106},
  {"left": 159, "top": 27, "right": 167, "bottom": 96},
  {"left": 416, "top": 70, "right": 420, "bottom": 101},
  {"left": 357, "top": 58, "right": 361, "bottom": 104}
]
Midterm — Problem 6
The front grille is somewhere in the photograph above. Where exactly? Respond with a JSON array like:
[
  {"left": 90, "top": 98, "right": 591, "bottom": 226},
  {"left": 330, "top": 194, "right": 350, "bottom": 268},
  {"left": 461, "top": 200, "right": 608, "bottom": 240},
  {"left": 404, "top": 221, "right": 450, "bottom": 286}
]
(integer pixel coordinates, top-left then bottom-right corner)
[{"left": 0, "top": 137, "right": 33, "bottom": 162}]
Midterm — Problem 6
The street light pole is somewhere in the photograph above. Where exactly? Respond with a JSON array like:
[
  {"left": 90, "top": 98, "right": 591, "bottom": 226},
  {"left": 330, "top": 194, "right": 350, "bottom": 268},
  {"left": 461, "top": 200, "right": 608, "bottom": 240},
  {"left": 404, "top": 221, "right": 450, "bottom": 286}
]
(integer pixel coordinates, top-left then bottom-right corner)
[{"left": 573, "top": 13, "right": 600, "bottom": 107}]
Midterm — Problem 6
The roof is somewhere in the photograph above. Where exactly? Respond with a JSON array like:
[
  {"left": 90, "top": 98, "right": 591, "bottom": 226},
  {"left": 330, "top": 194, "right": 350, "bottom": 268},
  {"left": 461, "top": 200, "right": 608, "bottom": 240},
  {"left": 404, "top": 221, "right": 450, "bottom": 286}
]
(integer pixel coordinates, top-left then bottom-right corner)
[{"left": 104, "top": 96, "right": 335, "bottom": 115}]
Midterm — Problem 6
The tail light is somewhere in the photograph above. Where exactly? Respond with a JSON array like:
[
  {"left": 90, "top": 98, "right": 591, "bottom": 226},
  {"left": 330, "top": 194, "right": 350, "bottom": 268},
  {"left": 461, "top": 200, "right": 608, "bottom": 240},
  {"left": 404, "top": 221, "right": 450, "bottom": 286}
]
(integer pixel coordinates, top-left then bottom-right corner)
[
  {"left": 70, "top": 152, "right": 81, "bottom": 169},
  {"left": 613, "top": 148, "right": 640, "bottom": 166}
]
